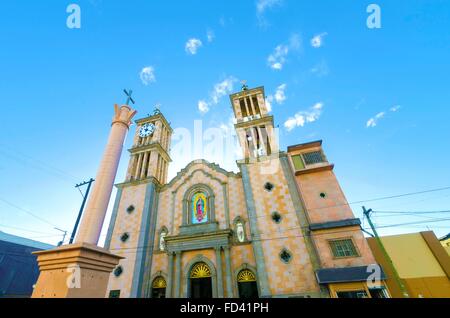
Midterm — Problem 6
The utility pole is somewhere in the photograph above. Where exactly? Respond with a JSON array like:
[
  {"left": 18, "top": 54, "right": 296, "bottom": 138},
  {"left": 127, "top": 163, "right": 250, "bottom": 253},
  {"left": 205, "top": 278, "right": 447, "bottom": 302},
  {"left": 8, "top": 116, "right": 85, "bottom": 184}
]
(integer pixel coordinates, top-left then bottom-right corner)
[
  {"left": 363, "top": 206, "right": 410, "bottom": 298},
  {"left": 69, "top": 178, "right": 95, "bottom": 244},
  {"left": 54, "top": 228, "right": 68, "bottom": 246}
]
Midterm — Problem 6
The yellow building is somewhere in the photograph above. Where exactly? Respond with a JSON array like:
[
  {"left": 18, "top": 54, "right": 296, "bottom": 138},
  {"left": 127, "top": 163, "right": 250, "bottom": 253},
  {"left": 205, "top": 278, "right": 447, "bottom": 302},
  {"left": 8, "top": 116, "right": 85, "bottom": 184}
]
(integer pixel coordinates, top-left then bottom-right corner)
[{"left": 367, "top": 231, "right": 450, "bottom": 298}]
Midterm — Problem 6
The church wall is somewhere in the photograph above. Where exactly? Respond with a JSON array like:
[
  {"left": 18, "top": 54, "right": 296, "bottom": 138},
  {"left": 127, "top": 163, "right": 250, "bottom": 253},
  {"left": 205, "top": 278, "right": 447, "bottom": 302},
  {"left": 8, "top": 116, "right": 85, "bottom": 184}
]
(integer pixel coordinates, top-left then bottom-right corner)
[
  {"left": 244, "top": 159, "right": 320, "bottom": 297},
  {"left": 155, "top": 189, "right": 171, "bottom": 239},
  {"left": 105, "top": 183, "right": 148, "bottom": 298},
  {"left": 150, "top": 252, "right": 168, "bottom": 280},
  {"left": 228, "top": 177, "right": 252, "bottom": 239},
  {"left": 292, "top": 165, "right": 377, "bottom": 270},
  {"left": 149, "top": 161, "right": 258, "bottom": 297},
  {"left": 296, "top": 170, "right": 355, "bottom": 224},
  {"left": 156, "top": 162, "right": 231, "bottom": 237},
  {"left": 230, "top": 245, "right": 256, "bottom": 271},
  {"left": 312, "top": 226, "right": 376, "bottom": 269}
]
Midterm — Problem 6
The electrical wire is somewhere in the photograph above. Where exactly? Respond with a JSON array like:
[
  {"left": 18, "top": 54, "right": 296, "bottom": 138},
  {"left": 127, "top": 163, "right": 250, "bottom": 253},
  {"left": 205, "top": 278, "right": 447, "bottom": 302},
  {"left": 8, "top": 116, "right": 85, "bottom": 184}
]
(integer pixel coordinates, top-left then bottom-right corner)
[
  {"left": 0, "top": 223, "right": 60, "bottom": 235},
  {"left": 0, "top": 197, "right": 63, "bottom": 229}
]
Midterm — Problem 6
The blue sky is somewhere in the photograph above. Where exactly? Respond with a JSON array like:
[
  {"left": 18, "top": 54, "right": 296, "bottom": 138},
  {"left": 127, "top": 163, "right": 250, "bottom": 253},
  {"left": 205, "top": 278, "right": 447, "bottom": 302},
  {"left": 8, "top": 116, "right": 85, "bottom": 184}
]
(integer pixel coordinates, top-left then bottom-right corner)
[{"left": 0, "top": 0, "right": 449, "bottom": 246}]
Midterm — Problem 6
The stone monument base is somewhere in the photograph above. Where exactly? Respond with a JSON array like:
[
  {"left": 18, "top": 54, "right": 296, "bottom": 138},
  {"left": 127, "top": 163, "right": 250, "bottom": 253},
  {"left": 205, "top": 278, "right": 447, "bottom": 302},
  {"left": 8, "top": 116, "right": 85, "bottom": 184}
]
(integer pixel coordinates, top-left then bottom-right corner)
[{"left": 32, "top": 243, "right": 123, "bottom": 298}]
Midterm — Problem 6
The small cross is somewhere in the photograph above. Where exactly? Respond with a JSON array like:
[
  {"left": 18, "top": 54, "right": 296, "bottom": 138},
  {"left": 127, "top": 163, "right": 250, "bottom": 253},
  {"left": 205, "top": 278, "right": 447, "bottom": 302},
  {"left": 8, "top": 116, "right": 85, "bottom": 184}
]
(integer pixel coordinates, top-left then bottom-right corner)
[
  {"left": 123, "top": 89, "right": 135, "bottom": 105},
  {"left": 241, "top": 80, "right": 248, "bottom": 91}
]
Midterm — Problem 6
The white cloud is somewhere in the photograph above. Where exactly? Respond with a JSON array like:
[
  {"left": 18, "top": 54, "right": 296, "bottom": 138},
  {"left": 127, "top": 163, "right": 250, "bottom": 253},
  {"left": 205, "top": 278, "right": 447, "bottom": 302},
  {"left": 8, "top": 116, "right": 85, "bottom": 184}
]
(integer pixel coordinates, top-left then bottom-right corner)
[
  {"left": 274, "top": 84, "right": 287, "bottom": 103},
  {"left": 268, "top": 45, "right": 289, "bottom": 70},
  {"left": 256, "top": 0, "right": 282, "bottom": 14},
  {"left": 185, "top": 38, "right": 203, "bottom": 55},
  {"left": 284, "top": 102, "right": 324, "bottom": 131},
  {"left": 207, "top": 29, "right": 215, "bottom": 42},
  {"left": 311, "top": 32, "right": 328, "bottom": 48},
  {"left": 267, "top": 34, "right": 301, "bottom": 70},
  {"left": 265, "top": 84, "right": 287, "bottom": 112},
  {"left": 311, "top": 60, "right": 329, "bottom": 77},
  {"left": 366, "top": 112, "right": 385, "bottom": 128},
  {"left": 197, "top": 76, "right": 238, "bottom": 114},
  {"left": 139, "top": 66, "right": 156, "bottom": 85},
  {"left": 390, "top": 105, "right": 401, "bottom": 112},
  {"left": 265, "top": 97, "right": 273, "bottom": 112},
  {"left": 211, "top": 77, "right": 236, "bottom": 104},
  {"left": 198, "top": 100, "right": 209, "bottom": 114},
  {"left": 256, "top": 0, "right": 283, "bottom": 25},
  {"left": 366, "top": 106, "right": 401, "bottom": 128}
]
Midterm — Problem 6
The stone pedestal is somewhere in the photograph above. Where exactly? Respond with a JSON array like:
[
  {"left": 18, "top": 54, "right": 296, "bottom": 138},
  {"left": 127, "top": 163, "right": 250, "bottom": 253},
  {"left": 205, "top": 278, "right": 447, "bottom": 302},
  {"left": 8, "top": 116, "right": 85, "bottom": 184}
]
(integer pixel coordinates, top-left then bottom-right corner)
[{"left": 32, "top": 243, "right": 123, "bottom": 298}]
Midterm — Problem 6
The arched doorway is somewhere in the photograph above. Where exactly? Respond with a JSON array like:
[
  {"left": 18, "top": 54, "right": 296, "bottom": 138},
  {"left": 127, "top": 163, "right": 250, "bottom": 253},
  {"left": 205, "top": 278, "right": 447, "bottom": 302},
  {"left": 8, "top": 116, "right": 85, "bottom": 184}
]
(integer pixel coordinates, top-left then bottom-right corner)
[
  {"left": 237, "top": 269, "right": 259, "bottom": 298},
  {"left": 151, "top": 276, "right": 167, "bottom": 298},
  {"left": 190, "top": 262, "right": 213, "bottom": 298}
]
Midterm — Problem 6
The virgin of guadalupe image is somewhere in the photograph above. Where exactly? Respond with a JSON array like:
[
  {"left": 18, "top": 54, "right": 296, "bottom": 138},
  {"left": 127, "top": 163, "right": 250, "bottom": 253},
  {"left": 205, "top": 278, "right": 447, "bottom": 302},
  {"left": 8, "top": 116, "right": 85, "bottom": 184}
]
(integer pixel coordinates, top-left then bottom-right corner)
[{"left": 195, "top": 197, "right": 205, "bottom": 222}]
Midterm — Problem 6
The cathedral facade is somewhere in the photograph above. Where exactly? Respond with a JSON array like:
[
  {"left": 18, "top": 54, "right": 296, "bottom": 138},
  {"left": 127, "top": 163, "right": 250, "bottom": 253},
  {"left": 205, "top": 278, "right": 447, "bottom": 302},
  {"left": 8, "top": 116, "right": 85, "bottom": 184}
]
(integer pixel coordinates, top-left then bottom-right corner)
[{"left": 104, "top": 85, "right": 389, "bottom": 298}]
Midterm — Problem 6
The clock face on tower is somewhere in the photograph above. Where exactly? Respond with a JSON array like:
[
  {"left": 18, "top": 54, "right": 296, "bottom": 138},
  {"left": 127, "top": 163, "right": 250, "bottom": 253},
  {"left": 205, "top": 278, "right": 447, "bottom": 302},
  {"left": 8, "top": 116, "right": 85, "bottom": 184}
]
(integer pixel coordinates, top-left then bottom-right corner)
[{"left": 139, "top": 123, "right": 155, "bottom": 138}]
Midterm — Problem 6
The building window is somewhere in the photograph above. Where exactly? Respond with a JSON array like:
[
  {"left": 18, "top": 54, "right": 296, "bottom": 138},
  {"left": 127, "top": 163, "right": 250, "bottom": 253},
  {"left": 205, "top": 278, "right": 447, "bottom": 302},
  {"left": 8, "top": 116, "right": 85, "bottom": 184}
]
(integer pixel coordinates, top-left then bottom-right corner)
[
  {"left": 264, "top": 182, "right": 274, "bottom": 192},
  {"left": 279, "top": 249, "right": 292, "bottom": 264},
  {"left": 336, "top": 290, "right": 368, "bottom": 298},
  {"left": 271, "top": 212, "right": 282, "bottom": 224},
  {"left": 109, "top": 290, "right": 121, "bottom": 298},
  {"left": 369, "top": 287, "right": 389, "bottom": 298},
  {"left": 114, "top": 266, "right": 123, "bottom": 277},
  {"left": 191, "top": 192, "right": 208, "bottom": 224},
  {"left": 126, "top": 205, "right": 135, "bottom": 214},
  {"left": 329, "top": 239, "right": 359, "bottom": 258},
  {"left": 319, "top": 192, "right": 327, "bottom": 199},
  {"left": 303, "top": 151, "right": 325, "bottom": 165},
  {"left": 120, "top": 232, "right": 130, "bottom": 243},
  {"left": 291, "top": 155, "right": 305, "bottom": 170}
]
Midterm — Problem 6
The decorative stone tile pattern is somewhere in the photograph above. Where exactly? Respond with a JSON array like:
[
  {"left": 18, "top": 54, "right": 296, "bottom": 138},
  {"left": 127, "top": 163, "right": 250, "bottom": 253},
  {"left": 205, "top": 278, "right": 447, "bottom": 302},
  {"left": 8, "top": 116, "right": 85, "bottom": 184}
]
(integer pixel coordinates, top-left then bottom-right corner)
[
  {"left": 246, "top": 159, "right": 320, "bottom": 296},
  {"left": 312, "top": 227, "right": 376, "bottom": 268},
  {"left": 297, "top": 171, "right": 355, "bottom": 224},
  {"left": 105, "top": 183, "right": 147, "bottom": 298}
]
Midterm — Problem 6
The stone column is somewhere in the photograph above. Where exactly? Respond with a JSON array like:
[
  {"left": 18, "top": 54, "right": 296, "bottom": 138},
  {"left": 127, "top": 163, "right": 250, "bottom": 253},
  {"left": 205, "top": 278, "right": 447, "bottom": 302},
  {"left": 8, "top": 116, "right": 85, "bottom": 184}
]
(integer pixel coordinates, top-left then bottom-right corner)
[
  {"left": 166, "top": 252, "right": 174, "bottom": 298},
  {"left": 76, "top": 104, "right": 137, "bottom": 245},
  {"left": 215, "top": 247, "right": 224, "bottom": 298},
  {"left": 174, "top": 252, "right": 182, "bottom": 298},
  {"left": 32, "top": 104, "right": 136, "bottom": 298},
  {"left": 224, "top": 247, "right": 233, "bottom": 297}
]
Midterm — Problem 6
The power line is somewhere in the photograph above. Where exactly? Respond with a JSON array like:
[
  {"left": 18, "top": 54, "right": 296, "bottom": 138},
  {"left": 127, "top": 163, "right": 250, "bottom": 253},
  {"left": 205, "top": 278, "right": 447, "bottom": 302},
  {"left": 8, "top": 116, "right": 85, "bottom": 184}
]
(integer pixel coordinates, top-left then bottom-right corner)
[
  {"left": 373, "top": 210, "right": 450, "bottom": 214},
  {"left": 371, "top": 217, "right": 450, "bottom": 229},
  {"left": 0, "top": 223, "right": 60, "bottom": 235},
  {"left": 0, "top": 197, "right": 63, "bottom": 229},
  {"left": 0, "top": 143, "right": 79, "bottom": 183},
  {"left": 348, "top": 186, "right": 450, "bottom": 205},
  {"left": 251, "top": 186, "right": 450, "bottom": 219}
]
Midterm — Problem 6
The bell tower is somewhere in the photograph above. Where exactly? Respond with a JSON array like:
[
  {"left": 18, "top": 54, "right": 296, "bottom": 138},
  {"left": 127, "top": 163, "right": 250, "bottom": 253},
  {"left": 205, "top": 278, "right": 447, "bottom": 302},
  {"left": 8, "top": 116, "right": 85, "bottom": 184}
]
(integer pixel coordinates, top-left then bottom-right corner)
[
  {"left": 126, "top": 109, "right": 172, "bottom": 185},
  {"left": 230, "top": 84, "right": 278, "bottom": 160}
]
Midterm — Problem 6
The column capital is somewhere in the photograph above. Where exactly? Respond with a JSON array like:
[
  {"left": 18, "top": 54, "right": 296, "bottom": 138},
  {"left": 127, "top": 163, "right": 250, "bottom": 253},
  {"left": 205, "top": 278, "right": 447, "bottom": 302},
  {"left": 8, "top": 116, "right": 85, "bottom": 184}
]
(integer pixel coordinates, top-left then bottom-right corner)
[{"left": 112, "top": 104, "right": 137, "bottom": 128}]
